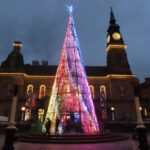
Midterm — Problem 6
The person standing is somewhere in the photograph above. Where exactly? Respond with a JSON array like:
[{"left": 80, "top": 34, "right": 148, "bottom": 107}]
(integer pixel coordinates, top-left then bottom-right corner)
[
  {"left": 55, "top": 116, "right": 60, "bottom": 134},
  {"left": 45, "top": 118, "right": 51, "bottom": 136}
]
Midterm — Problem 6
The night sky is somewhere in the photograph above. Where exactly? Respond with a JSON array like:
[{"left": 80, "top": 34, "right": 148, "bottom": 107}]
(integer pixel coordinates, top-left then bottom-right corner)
[{"left": 0, "top": 0, "right": 149, "bottom": 82}]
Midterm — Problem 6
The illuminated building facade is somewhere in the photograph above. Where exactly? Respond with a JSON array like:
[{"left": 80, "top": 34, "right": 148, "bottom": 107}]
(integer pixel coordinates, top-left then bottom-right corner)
[{"left": 0, "top": 9, "right": 139, "bottom": 125}]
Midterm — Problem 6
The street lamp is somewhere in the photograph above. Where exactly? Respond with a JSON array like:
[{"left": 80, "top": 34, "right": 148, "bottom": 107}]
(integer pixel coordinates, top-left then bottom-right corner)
[
  {"left": 21, "top": 107, "right": 25, "bottom": 121},
  {"left": 111, "top": 107, "right": 115, "bottom": 121},
  {"left": 139, "top": 107, "right": 142, "bottom": 111},
  {"left": 111, "top": 107, "right": 115, "bottom": 111}
]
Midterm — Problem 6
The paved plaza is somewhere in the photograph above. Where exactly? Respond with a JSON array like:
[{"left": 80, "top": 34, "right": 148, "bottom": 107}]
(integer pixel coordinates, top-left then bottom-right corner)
[
  {"left": 1, "top": 133, "right": 150, "bottom": 150},
  {"left": 14, "top": 140, "right": 137, "bottom": 150}
]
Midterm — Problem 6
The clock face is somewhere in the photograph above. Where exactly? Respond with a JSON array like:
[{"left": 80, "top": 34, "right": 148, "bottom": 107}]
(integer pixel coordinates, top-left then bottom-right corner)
[
  {"left": 112, "top": 32, "right": 121, "bottom": 40},
  {"left": 107, "top": 35, "right": 110, "bottom": 43}
]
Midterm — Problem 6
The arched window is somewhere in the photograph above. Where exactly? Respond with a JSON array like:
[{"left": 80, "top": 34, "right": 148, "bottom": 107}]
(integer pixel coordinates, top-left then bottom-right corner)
[
  {"left": 100, "top": 85, "right": 106, "bottom": 100},
  {"left": 66, "top": 84, "right": 70, "bottom": 95},
  {"left": 89, "top": 85, "right": 94, "bottom": 99},
  {"left": 76, "top": 85, "right": 82, "bottom": 96},
  {"left": 63, "top": 84, "right": 71, "bottom": 96},
  {"left": 100, "top": 85, "right": 107, "bottom": 120},
  {"left": 39, "top": 85, "right": 46, "bottom": 99},
  {"left": 27, "top": 85, "right": 33, "bottom": 94}
]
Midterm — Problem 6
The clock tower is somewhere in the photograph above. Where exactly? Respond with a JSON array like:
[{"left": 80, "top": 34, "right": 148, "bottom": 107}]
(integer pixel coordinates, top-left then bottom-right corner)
[{"left": 106, "top": 8, "right": 131, "bottom": 74}]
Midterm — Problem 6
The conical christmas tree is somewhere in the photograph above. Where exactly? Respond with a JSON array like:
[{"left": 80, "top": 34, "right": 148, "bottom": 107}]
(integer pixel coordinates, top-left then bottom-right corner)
[{"left": 46, "top": 6, "right": 100, "bottom": 134}]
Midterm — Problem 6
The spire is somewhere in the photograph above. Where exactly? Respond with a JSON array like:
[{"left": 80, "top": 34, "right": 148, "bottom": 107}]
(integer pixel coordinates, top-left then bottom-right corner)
[
  {"left": 107, "top": 8, "right": 121, "bottom": 37},
  {"left": 110, "top": 7, "right": 116, "bottom": 24},
  {"left": 45, "top": 5, "right": 100, "bottom": 134}
]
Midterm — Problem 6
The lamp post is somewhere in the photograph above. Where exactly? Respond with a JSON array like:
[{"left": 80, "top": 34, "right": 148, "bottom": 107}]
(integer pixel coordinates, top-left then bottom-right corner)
[
  {"left": 134, "top": 86, "right": 149, "bottom": 150},
  {"left": 21, "top": 107, "right": 25, "bottom": 121},
  {"left": 3, "top": 85, "right": 18, "bottom": 150},
  {"left": 111, "top": 107, "right": 115, "bottom": 121}
]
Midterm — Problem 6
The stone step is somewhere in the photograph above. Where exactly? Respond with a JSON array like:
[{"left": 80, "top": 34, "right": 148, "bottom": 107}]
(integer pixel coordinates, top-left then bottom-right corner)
[{"left": 18, "top": 133, "right": 129, "bottom": 144}]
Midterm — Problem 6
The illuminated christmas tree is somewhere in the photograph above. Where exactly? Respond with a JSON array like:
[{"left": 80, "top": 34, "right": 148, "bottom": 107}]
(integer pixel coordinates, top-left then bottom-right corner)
[{"left": 46, "top": 5, "right": 100, "bottom": 134}]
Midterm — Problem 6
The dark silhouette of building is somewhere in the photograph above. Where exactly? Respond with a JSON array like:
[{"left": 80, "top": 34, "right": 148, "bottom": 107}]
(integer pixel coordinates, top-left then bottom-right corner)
[{"left": 1, "top": 41, "right": 24, "bottom": 69}]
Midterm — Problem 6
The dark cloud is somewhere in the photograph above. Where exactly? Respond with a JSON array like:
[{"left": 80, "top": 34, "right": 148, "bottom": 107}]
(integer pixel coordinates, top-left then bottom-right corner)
[{"left": 0, "top": 0, "right": 149, "bottom": 82}]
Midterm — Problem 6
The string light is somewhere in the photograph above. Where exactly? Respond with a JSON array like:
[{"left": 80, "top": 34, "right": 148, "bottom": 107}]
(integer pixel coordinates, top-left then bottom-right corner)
[{"left": 45, "top": 6, "right": 99, "bottom": 134}]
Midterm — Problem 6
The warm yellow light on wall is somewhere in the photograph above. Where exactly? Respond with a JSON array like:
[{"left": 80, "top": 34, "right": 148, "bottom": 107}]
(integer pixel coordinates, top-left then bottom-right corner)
[
  {"left": 106, "top": 44, "right": 127, "bottom": 53},
  {"left": 88, "top": 74, "right": 137, "bottom": 79},
  {"left": 24, "top": 74, "right": 54, "bottom": 78},
  {"left": 144, "top": 108, "right": 147, "bottom": 116},
  {"left": 89, "top": 85, "right": 94, "bottom": 99},
  {"left": 0, "top": 72, "right": 54, "bottom": 78},
  {"left": 39, "top": 85, "right": 46, "bottom": 99},
  {"left": 13, "top": 43, "right": 22, "bottom": 48},
  {"left": 0, "top": 73, "right": 137, "bottom": 80},
  {"left": 100, "top": 85, "right": 106, "bottom": 99},
  {"left": 27, "top": 84, "right": 33, "bottom": 94}
]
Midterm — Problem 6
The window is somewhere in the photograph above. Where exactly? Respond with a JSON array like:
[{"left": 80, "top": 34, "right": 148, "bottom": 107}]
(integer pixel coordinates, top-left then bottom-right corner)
[
  {"left": 89, "top": 85, "right": 94, "bottom": 99},
  {"left": 100, "top": 85, "right": 106, "bottom": 99},
  {"left": 62, "top": 84, "right": 70, "bottom": 95},
  {"left": 24, "top": 108, "right": 30, "bottom": 121},
  {"left": 38, "top": 109, "right": 44, "bottom": 122},
  {"left": 100, "top": 85, "right": 107, "bottom": 120},
  {"left": 66, "top": 84, "right": 70, "bottom": 95},
  {"left": 27, "top": 85, "right": 33, "bottom": 94},
  {"left": 39, "top": 85, "right": 46, "bottom": 99},
  {"left": 75, "top": 85, "right": 82, "bottom": 97}
]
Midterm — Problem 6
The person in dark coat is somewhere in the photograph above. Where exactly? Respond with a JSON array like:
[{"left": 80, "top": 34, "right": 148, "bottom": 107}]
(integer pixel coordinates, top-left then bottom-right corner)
[
  {"left": 55, "top": 116, "right": 60, "bottom": 134},
  {"left": 45, "top": 118, "right": 51, "bottom": 136}
]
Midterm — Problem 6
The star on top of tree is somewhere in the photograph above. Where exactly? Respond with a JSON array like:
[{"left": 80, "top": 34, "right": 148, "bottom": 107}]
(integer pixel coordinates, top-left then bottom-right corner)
[{"left": 66, "top": 5, "right": 73, "bottom": 14}]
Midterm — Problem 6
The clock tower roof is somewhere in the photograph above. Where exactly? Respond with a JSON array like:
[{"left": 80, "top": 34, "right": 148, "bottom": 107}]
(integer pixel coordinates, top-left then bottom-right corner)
[
  {"left": 108, "top": 7, "right": 120, "bottom": 32},
  {"left": 107, "top": 8, "right": 124, "bottom": 46},
  {"left": 110, "top": 7, "right": 116, "bottom": 24}
]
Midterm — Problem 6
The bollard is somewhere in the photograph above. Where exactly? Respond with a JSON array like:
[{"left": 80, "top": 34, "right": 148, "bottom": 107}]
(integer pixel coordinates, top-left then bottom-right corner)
[
  {"left": 136, "top": 126, "right": 149, "bottom": 150},
  {"left": 3, "top": 127, "right": 17, "bottom": 150}
]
